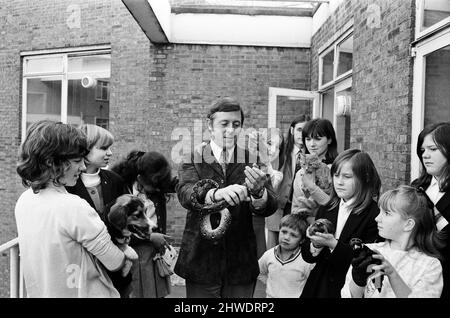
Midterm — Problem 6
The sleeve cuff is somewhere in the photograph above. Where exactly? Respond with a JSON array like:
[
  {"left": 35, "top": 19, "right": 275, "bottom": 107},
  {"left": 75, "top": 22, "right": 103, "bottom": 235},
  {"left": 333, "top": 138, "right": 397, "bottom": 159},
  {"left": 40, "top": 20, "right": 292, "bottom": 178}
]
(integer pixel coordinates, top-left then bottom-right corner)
[{"left": 251, "top": 188, "right": 268, "bottom": 209}]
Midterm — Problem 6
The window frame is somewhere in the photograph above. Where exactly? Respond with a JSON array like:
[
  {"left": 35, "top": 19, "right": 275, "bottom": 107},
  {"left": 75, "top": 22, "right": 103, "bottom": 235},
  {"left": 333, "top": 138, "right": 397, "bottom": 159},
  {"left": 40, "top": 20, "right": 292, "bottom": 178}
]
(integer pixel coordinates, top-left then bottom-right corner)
[
  {"left": 318, "top": 27, "right": 353, "bottom": 90},
  {"left": 21, "top": 46, "right": 111, "bottom": 142},
  {"left": 415, "top": 0, "right": 450, "bottom": 41},
  {"left": 411, "top": 27, "right": 450, "bottom": 181}
]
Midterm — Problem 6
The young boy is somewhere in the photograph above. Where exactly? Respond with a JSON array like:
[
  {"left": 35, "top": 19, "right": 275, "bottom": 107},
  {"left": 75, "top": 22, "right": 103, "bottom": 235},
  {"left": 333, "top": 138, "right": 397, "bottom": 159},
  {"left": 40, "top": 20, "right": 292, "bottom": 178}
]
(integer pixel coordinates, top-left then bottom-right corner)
[{"left": 258, "top": 214, "right": 315, "bottom": 298}]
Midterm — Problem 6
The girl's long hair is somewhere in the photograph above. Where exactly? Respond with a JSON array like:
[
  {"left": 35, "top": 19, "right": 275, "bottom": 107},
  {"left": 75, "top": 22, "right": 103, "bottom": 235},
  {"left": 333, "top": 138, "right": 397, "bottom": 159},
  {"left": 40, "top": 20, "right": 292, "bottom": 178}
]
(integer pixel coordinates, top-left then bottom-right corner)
[
  {"left": 327, "top": 149, "right": 381, "bottom": 215},
  {"left": 302, "top": 118, "right": 338, "bottom": 165},
  {"left": 379, "top": 185, "right": 444, "bottom": 259},
  {"left": 412, "top": 122, "right": 450, "bottom": 192}
]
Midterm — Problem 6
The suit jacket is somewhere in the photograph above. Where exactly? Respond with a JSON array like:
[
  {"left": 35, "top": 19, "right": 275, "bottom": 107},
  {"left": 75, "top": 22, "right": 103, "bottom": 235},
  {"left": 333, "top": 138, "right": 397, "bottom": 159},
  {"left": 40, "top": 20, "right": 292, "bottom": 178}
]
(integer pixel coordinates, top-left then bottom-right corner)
[
  {"left": 66, "top": 169, "right": 126, "bottom": 220},
  {"left": 300, "top": 199, "right": 381, "bottom": 298},
  {"left": 174, "top": 142, "right": 278, "bottom": 285},
  {"left": 266, "top": 157, "right": 295, "bottom": 231},
  {"left": 436, "top": 191, "right": 450, "bottom": 298}
]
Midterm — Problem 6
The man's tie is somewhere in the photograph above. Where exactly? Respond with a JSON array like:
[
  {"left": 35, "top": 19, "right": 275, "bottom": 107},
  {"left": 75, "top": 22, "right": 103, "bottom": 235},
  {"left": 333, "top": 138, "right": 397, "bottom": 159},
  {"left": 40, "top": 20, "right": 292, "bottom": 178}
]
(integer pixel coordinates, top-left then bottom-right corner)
[{"left": 220, "top": 148, "right": 227, "bottom": 176}]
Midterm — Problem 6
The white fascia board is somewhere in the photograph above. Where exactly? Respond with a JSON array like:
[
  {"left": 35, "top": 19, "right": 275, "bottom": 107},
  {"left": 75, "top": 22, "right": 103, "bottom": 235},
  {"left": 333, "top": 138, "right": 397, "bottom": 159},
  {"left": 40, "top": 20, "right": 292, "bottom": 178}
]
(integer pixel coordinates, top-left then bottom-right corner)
[
  {"left": 147, "top": 0, "right": 171, "bottom": 38},
  {"left": 170, "top": 13, "right": 312, "bottom": 48},
  {"left": 312, "top": 0, "right": 345, "bottom": 36}
]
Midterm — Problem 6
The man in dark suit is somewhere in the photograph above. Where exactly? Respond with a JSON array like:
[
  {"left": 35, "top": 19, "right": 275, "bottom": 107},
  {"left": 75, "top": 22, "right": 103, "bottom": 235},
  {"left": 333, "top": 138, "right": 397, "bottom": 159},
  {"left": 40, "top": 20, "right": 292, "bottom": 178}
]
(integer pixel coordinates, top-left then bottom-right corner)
[{"left": 174, "top": 97, "right": 278, "bottom": 298}]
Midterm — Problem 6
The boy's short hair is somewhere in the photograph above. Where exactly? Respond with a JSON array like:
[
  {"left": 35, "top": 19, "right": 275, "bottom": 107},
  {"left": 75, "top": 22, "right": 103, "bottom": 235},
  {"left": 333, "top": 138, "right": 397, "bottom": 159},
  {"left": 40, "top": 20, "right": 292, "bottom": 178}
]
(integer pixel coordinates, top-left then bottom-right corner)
[
  {"left": 207, "top": 97, "right": 245, "bottom": 125},
  {"left": 279, "top": 214, "right": 308, "bottom": 238}
]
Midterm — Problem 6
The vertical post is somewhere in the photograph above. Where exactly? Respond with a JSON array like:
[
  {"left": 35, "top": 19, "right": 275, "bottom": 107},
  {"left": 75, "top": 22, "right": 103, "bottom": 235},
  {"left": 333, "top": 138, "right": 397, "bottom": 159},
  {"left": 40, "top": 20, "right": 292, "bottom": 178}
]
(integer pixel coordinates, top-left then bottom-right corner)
[{"left": 10, "top": 246, "right": 19, "bottom": 298}]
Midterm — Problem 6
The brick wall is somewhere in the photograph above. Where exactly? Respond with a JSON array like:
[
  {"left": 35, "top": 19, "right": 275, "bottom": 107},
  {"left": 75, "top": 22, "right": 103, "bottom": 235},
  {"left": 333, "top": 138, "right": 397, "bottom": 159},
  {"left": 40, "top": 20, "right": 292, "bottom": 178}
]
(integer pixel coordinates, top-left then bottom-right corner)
[
  {"left": 0, "top": 0, "right": 311, "bottom": 296},
  {"left": 311, "top": 0, "right": 415, "bottom": 191}
]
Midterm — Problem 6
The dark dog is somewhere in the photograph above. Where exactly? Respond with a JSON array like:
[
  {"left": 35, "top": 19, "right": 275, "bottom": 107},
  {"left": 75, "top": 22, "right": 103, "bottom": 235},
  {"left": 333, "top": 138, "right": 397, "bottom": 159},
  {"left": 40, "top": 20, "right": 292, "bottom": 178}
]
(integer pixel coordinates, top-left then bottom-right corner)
[
  {"left": 104, "top": 194, "right": 152, "bottom": 297},
  {"left": 107, "top": 194, "right": 152, "bottom": 245}
]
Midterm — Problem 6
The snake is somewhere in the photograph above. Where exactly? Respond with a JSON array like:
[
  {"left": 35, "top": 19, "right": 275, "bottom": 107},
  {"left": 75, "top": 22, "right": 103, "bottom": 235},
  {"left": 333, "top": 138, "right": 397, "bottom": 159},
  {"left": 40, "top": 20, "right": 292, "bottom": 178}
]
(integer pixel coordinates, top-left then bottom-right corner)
[{"left": 190, "top": 179, "right": 233, "bottom": 241}]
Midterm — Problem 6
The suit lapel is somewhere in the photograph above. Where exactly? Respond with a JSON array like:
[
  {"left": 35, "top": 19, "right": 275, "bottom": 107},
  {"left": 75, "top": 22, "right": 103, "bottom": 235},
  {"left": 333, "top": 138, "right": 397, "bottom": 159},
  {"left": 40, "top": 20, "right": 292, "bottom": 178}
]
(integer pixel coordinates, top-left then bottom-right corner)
[
  {"left": 437, "top": 191, "right": 450, "bottom": 219},
  {"left": 226, "top": 146, "right": 247, "bottom": 179},
  {"left": 99, "top": 170, "right": 112, "bottom": 206},
  {"left": 338, "top": 204, "right": 374, "bottom": 242},
  {"left": 200, "top": 142, "right": 224, "bottom": 177},
  {"left": 73, "top": 178, "right": 95, "bottom": 209}
]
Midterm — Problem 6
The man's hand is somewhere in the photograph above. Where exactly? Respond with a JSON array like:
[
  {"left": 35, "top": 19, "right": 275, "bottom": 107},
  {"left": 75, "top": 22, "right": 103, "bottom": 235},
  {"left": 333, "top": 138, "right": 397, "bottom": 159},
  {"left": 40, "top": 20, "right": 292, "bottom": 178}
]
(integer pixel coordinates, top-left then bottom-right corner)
[
  {"left": 214, "top": 184, "right": 249, "bottom": 206},
  {"left": 244, "top": 164, "right": 267, "bottom": 197}
]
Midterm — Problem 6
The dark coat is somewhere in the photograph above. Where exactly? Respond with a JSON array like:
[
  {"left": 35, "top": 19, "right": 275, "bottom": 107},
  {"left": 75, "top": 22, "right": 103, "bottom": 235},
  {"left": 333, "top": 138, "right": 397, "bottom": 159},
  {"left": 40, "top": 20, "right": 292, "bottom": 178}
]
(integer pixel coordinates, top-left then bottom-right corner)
[
  {"left": 413, "top": 178, "right": 450, "bottom": 298},
  {"left": 66, "top": 169, "right": 126, "bottom": 220},
  {"left": 436, "top": 191, "right": 450, "bottom": 298},
  {"left": 174, "top": 142, "right": 278, "bottom": 285},
  {"left": 300, "top": 199, "right": 381, "bottom": 298},
  {"left": 266, "top": 155, "right": 295, "bottom": 231},
  {"left": 66, "top": 169, "right": 129, "bottom": 296}
]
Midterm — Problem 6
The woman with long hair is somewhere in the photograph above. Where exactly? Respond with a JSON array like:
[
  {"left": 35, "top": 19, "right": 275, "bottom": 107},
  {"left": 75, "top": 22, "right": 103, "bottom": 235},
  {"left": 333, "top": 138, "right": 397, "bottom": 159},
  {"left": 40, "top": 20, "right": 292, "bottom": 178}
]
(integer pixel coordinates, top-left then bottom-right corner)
[{"left": 411, "top": 122, "right": 450, "bottom": 298}]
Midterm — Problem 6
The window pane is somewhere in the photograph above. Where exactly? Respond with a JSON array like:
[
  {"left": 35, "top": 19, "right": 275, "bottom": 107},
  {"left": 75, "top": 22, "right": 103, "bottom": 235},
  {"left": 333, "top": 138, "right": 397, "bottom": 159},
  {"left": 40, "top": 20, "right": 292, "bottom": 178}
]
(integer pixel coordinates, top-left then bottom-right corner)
[
  {"left": 321, "top": 49, "right": 334, "bottom": 86},
  {"left": 67, "top": 54, "right": 111, "bottom": 127},
  {"left": 68, "top": 54, "right": 111, "bottom": 77},
  {"left": 337, "top": 35, "right": 353, "bottom": 77},
  {"left": 25, "top": 56, "right": 63, "bottom": 74},
  {"left": 26, "top": 78, "right": 61, "bottom": 129},
  {"left": 276, "top": 96, "right": 312, "bottom": 139},
  {"left": 422, "top": 0, "right": 450, "bottom": 31},
  {"left": 321, "top": 88, "right": 334, "bottom": 123},
  {"left": 424, "top": 45, "right": 450, "bottom": 127},
  {"left": 335, "top": 88, "right": 351, "bottom": 153}
]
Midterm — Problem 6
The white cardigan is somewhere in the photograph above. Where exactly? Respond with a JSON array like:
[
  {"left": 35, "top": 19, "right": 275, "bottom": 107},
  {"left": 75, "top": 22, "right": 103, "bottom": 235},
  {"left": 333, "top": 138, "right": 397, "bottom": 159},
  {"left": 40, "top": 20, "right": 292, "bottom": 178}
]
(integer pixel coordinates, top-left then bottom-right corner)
[{"left": 15, "top": 186, "right": 124, "bottom": 298}]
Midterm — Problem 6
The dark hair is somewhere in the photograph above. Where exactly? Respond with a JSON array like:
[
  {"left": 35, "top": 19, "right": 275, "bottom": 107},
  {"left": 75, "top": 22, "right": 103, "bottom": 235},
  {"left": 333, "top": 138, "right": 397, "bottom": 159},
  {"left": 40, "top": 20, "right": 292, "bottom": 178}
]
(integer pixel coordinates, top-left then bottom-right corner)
[
  {"left": 279, "top": 214, "right": 308, "bottom": 243},
  {"left": 412, "top": 122, "right": 450, "bottom": 192},
  {"left": 327, "top": 149, "right": 381, "bottom": 215},
  {"left": 284, "top": 114, "right": 311, "bottom": 170},
  {"left": 379, "top": 185, "right": 444, "bottom": 259},
  {"left": 302, "top": 118, "right": 338, "bottom": 165},
  {"left": 111, "top": 150, "right": 172, "bottom": 196},
  {"left": 17, "top": 120, "right": 88, "bottom": 193},
  {"left": 207, "top": 97, "right": 244, "bottom": 125}
]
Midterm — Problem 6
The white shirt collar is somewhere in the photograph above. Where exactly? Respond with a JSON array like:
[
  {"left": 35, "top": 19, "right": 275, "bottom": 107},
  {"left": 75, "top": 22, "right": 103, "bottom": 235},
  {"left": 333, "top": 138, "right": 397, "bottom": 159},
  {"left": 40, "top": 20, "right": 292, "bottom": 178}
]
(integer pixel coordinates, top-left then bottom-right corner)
[{"left": 210, "top": 139, "right": 235, "bottom": 163}]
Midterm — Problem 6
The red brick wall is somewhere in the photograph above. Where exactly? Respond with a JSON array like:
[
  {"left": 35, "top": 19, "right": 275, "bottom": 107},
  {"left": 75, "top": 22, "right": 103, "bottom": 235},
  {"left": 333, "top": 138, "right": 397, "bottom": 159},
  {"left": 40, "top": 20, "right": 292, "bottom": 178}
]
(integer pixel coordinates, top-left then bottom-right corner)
[
  {"left": 311, "top": 0, "right": 415, "bottom": 191},
  {"left": 0, "top": 0, "right": 311, "bottom": 295}
]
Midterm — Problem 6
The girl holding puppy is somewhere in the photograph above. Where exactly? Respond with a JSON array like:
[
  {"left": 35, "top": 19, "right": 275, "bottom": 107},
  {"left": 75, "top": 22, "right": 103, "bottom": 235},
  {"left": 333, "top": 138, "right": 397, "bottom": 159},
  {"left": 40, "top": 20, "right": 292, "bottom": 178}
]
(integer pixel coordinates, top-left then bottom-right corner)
[
  {"left": 291, "top": 118, "right": 337, "bottom": 220},
  {"left": 15, "top": 121, "right": 135, "bottom": 297},
  {"left": 300, "top": 149, "right": 381, "bottom": 298},
  {"left": 341, "top": 185, "right": 443, "bottom": 298},
  {"left": 111, "top": 150, "right": 178, "bottom": 298}
]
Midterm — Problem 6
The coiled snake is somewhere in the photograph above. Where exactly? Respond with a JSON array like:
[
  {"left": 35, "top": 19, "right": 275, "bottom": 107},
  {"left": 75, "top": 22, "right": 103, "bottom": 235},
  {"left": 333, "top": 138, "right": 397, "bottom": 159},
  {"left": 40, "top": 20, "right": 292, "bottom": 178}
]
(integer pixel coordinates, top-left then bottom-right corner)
[{"left": 190, "top": 179, "right": 233, "bottom": 241}]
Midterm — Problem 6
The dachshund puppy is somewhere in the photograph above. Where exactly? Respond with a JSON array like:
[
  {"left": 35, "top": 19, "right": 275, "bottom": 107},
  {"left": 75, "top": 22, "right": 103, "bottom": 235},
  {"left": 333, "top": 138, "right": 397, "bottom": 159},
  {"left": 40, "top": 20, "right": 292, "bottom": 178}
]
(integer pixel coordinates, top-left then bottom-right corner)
[{"left": 105, "top": 194, "right": 152, "bottom": 297}]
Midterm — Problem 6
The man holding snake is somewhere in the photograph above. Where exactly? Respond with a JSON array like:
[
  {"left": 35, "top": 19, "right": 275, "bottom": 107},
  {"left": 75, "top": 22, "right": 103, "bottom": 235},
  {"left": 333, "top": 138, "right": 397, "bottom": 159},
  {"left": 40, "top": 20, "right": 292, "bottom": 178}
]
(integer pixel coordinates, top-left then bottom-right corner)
[{"left": 174, "top": 97, "right": 278, "bottom": 298}]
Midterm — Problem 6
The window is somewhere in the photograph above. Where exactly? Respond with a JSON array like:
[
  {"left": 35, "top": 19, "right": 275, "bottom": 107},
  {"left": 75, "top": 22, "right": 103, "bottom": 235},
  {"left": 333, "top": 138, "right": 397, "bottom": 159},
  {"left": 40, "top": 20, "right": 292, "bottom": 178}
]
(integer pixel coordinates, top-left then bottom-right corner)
[
  {"left": 96, "top": 81, "right": 109, "bottom": 101},
  {"left": 318, "top": 28, "right": 353, "bottom": 153},
  {"left": 411, "top": 28, "right": 450, "bottom": 181},
  {"left": 319, "top": 31, "right": 353, "bottom": 89},
  {"left": 416, "top": 0, "right": 450, "bottom": 39},
  {"left": 21, "top": 47, "right": 111, "bottom": 140}
]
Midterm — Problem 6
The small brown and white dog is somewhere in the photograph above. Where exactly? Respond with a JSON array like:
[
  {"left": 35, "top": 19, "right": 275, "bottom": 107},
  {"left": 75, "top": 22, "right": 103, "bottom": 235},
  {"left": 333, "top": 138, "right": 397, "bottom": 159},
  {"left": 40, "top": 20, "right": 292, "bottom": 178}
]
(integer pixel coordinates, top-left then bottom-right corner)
[{"left": 107, "top": 194, "right": 152, "bottom": 277}]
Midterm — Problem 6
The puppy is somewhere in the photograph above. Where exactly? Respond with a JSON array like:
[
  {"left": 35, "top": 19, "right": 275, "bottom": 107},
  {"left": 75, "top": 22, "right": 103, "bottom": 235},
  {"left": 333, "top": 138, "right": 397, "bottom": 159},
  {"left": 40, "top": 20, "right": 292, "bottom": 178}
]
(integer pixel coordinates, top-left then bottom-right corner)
[{"left": 105, "top": 194, "right": 152, "bottom": 297}]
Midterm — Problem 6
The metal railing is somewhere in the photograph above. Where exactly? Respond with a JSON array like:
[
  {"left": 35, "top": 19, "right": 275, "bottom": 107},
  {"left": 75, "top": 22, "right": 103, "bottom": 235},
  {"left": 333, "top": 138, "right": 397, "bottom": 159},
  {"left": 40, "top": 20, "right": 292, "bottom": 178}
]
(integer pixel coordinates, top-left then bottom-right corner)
[{"left": 0, "top": 238, "right": 25, "bottom": 298}]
